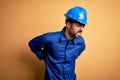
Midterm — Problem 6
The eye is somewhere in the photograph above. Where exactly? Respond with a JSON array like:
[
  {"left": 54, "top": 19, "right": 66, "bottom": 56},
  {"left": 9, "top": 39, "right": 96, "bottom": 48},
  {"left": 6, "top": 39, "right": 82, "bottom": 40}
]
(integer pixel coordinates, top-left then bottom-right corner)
[{"left": 75, "top": 23, "right": 84, "bottom": 27}]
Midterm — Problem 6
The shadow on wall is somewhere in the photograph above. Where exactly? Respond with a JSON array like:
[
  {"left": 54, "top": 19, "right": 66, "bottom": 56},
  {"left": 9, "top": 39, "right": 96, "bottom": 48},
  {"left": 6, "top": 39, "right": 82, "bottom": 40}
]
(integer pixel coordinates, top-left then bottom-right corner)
[{"left": 18, "top": 48, "right": 45, "bottom": 80}]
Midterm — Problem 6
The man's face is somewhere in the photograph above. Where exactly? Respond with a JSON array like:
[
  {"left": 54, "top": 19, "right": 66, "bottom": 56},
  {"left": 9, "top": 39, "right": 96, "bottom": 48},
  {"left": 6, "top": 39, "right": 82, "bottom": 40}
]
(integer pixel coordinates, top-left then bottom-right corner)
[{"left": 67, "top": 22, "right": 85, "bottom": 38}]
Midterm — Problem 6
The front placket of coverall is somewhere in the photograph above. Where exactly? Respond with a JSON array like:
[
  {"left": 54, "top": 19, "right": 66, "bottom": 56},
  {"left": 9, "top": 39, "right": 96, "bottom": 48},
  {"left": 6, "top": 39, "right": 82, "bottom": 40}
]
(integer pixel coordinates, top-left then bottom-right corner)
[{"left": 63, "top": 40, "right": 73, "bottom": 80}]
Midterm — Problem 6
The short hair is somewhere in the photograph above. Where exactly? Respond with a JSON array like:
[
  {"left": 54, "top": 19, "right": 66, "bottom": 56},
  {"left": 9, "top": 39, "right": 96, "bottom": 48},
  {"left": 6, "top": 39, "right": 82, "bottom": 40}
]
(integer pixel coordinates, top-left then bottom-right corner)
[{"left": 65, "top": 18, "right": 85, "bottom": 27}]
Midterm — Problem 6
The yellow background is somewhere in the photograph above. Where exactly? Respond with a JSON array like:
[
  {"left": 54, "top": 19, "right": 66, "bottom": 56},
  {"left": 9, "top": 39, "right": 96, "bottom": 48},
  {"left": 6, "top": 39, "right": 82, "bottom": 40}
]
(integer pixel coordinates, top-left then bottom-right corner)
[{"left": 0, "top": 0, "right": 120, "bottom": 80}]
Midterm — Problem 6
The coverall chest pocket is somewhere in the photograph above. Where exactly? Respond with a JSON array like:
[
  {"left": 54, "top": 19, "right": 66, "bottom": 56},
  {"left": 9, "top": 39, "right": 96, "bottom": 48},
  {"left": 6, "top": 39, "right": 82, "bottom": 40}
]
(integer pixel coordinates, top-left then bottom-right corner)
[{"left": 47, "top": 41, "right": 66, "bottom": 59}]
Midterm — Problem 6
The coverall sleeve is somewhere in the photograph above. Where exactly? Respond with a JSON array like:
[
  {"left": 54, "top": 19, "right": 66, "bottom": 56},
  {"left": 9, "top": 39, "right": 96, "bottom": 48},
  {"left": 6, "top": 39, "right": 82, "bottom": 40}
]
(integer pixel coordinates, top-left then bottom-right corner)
[
  {"left": 82, "top": 42, "right": 86, "bottom": 51},
  {"left": 78, "top": 39, "right": 86, "bottom": 55},
  {"left": 28, "top": 34, "right": 47, "bottom": 60}
]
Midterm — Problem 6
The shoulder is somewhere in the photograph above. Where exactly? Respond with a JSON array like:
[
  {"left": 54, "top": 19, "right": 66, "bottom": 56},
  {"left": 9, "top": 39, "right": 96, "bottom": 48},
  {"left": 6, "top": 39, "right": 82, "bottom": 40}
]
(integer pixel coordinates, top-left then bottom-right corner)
[
  {"left": 75, "top": 36, "right": 86, "bottom": 51},
  {"left": 43, "top": 31, "right": 61, "bottom": 42},
  {"left": 75, "top": 36, "right": 85, "bottom": 45}
]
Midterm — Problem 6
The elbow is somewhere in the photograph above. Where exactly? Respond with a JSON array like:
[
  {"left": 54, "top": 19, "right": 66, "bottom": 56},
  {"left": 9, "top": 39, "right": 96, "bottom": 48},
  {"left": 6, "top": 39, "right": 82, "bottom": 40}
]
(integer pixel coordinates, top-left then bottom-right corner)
[
  {"left": 28, "top": 40, "right": 32, "bottom": 48},
  {"left": 28, "top": 40, "right": 35, "bottom": 52}
]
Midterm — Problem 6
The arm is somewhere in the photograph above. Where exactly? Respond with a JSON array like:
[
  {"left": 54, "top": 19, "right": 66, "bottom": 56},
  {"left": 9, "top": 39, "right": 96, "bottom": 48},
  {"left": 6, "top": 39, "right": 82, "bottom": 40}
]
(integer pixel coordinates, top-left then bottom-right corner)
[{"left": 28, "top": 34, "right": 47, "bottom": 60}]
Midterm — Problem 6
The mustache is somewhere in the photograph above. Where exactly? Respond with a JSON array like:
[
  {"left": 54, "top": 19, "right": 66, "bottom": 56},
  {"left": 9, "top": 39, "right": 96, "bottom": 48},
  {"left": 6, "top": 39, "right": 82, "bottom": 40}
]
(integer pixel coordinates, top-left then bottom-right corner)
[{"left": 77, "top": 30, "right": 82, "bottom": 33}]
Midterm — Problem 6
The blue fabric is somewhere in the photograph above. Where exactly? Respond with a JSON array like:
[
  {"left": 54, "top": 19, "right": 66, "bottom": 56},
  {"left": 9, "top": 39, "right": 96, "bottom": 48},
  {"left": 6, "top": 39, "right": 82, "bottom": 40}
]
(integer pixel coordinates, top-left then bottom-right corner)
[{"left": 29, "top": 27, "right": 86, "bottom": 80}]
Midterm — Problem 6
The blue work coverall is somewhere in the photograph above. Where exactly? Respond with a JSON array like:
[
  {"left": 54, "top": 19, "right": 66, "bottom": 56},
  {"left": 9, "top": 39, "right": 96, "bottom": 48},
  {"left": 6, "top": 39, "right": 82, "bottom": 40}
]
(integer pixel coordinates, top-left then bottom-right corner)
[{"left": 29, "top": 27, "right": 86, "bottom": 80}]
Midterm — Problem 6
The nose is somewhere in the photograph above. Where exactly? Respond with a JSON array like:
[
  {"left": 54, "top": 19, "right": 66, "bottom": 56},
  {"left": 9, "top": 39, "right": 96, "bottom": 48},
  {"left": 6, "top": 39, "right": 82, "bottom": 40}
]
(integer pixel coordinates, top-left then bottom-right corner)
[{"left": 79, "top": 26, "right": 84, "bottom": 32}]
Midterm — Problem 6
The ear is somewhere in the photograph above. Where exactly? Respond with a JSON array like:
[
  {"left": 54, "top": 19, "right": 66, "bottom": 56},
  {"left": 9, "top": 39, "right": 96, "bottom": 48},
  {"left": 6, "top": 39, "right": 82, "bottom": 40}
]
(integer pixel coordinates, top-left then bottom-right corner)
[{"left": 66, "top": 22, "right": 71, "bottom": 29}]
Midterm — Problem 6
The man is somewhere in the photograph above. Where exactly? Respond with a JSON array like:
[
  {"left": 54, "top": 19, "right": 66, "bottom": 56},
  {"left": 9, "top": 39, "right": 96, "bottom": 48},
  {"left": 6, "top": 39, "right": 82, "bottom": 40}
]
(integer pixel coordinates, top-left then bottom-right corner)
[{"left": 29, "top": 6, "right": 87, "bottom": 80}]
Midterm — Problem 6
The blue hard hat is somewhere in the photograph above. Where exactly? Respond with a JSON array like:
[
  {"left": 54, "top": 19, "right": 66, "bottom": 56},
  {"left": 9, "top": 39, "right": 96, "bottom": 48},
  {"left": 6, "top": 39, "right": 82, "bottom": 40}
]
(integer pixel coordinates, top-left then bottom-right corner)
[{"left": 64, "top": 6, "right": 87, "bottom": 25}]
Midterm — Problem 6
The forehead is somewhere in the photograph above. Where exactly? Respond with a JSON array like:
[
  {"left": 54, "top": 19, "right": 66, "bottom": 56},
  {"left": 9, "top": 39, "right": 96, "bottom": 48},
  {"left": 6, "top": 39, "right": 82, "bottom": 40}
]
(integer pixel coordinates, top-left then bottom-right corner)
[{"left": 73, "top": 22, "right": 85, "bottom": 27}]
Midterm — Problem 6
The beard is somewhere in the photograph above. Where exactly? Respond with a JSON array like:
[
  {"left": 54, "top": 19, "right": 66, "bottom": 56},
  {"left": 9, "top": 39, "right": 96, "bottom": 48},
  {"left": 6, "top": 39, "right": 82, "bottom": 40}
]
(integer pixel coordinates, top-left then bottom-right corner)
[{"left": 69, "top": 26, "right": 82, "bottom": 38}]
